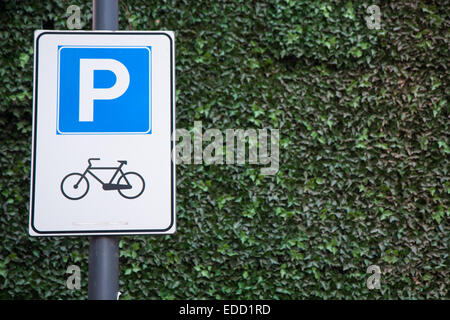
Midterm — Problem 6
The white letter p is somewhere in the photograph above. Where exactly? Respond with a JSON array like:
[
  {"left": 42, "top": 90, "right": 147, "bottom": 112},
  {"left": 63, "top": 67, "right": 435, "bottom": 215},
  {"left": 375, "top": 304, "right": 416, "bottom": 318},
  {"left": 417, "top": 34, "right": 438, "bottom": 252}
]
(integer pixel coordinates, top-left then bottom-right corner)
[{"left": 79, "top": 59, "right": 130, "bottom": 122}]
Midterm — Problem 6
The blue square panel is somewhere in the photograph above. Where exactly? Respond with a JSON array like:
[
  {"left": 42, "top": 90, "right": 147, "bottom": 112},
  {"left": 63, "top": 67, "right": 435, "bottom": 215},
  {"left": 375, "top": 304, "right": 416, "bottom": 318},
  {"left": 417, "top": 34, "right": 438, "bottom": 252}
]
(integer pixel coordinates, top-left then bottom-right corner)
[{"left": 57, "top": 46, "right": 151, "bottom": 134}]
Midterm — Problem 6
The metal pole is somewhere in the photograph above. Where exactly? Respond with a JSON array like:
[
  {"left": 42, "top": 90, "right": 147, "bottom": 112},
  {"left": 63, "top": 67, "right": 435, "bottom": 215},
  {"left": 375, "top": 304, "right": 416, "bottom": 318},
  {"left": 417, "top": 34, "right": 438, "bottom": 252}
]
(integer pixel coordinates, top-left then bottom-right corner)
[
  {"left": 92, "top": 0, "right": 119, "bottom": 30},
  {"left": 88, "top": 0, "right": 120, "bottom": 300},
  {"left": 88, "top": 236, "right": 119, "bottom": 300}
]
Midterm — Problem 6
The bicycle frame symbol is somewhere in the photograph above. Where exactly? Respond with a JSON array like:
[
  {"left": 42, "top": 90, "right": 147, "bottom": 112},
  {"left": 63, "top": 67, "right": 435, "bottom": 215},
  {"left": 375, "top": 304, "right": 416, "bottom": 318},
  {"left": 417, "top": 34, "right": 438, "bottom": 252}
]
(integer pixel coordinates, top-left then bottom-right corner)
[{"left": 61, "top": 158, "right": 145, "bottom": 200}]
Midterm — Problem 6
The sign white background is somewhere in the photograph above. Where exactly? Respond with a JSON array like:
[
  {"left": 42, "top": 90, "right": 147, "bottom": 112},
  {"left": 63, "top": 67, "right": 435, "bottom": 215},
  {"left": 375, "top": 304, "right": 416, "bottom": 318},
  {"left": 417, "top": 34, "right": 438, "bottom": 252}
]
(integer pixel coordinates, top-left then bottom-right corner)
[{"left": 29, "top": 31, "right": 175, "bottom": 236}]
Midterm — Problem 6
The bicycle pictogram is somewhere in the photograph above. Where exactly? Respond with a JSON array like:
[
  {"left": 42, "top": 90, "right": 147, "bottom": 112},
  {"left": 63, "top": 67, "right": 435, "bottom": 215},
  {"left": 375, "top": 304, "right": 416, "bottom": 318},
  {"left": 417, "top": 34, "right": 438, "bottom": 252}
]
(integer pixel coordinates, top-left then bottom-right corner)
[{"left": 61, "top": 158, "right": 145, "bottom": 200}]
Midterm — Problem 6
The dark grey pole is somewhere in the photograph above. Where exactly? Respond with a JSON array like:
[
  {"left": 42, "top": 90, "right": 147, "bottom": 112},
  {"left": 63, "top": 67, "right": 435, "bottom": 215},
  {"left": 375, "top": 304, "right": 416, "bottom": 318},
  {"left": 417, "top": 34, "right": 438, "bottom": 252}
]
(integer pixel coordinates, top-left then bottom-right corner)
[
  {"left": 88, "top": 0, "right": 120, "bottom": 300},
  {"left": 88, "top": 236, "right": 119, "bottom": 299},
  {"left": 92, "top": 0, "right": 119, "bottom": 30}
]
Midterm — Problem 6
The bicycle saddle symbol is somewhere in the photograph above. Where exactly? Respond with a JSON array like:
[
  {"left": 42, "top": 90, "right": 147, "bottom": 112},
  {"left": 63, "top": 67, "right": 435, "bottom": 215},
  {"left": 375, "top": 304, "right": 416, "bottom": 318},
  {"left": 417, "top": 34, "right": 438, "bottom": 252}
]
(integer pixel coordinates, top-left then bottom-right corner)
[{"left": 61, "top": 158, "right": 145, "bottom": 200}]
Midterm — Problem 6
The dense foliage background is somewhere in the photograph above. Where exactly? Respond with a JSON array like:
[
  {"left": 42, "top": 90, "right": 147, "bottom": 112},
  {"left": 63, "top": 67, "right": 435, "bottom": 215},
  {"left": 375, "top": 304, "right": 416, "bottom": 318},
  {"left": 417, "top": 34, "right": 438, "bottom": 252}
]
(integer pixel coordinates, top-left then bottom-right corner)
[{"left": 0, "top": 0, "right": 448, "bottom": 299}]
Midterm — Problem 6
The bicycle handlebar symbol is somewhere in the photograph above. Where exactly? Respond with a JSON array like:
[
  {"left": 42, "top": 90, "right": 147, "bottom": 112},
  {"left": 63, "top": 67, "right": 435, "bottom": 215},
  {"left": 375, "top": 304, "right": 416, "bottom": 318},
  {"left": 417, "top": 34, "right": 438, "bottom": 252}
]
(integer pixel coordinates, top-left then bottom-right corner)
[{"left": 61, "top": 158, "right": 145, "bottom": 200}]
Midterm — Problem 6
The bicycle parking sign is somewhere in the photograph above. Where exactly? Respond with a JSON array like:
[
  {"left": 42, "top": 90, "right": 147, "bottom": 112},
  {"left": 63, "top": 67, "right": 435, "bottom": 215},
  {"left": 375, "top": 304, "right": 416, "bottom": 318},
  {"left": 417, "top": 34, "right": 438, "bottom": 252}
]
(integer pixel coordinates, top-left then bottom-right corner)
[{"left": 29, "top": 31, "right": 175, "bottom": 236}]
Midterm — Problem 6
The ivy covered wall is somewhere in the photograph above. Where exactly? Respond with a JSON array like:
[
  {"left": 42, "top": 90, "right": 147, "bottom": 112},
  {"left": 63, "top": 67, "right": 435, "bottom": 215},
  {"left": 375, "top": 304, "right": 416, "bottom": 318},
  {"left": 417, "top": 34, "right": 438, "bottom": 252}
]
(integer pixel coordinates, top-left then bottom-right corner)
[{"left": 0, "top": 0, "right": 448, "bottom": 299}]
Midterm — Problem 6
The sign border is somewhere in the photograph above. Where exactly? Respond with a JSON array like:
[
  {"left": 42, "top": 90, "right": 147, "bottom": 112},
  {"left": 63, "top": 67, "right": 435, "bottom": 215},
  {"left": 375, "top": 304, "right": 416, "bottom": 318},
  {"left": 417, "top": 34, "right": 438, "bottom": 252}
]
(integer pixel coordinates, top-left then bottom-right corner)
[{"left": 30, "top": 31, "right": 175, "bottom": 236}]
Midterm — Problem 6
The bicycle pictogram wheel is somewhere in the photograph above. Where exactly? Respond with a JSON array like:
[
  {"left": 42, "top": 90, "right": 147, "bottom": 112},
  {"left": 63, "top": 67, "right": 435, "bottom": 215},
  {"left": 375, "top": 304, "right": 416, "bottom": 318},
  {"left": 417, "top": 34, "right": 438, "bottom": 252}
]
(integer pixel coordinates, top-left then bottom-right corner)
[
  {"left": 61, "top": 173, "right": 90, "bottom": 200},
  {"left": 117, "top": 172, "right": 145, "bottom": 199}
]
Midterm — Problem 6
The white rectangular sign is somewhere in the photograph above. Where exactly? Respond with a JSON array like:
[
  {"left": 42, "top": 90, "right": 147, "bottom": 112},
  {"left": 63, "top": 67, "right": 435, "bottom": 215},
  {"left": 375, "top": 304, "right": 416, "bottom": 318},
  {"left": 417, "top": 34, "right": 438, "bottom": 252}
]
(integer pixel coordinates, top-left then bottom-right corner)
[{"left": 29, "top": 30, "right": 175, "bottom": 236}]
